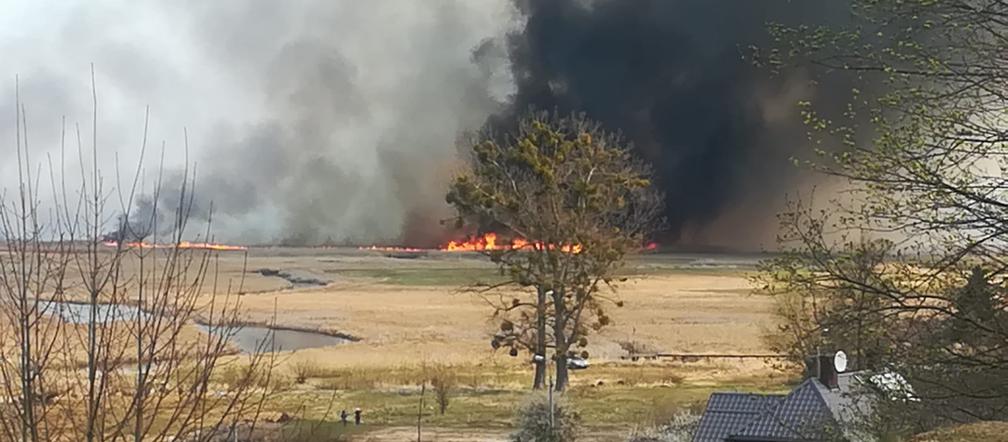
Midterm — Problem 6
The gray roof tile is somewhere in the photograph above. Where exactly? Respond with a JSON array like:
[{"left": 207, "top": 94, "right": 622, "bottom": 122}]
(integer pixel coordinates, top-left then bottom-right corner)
[
  {"left": 694, "top": 371, "right": 884, "bottom": 442},
  {"left": 693, "top": 393, "right": 784, "bottom": 442},
  {"left": 727, "top": 379, "right": 838, "bottom": 442}
]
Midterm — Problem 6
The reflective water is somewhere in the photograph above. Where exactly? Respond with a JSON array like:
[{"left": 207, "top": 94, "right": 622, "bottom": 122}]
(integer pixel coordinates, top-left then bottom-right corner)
[
  {"left": 44, "top": 300, "right": 149, "bottom": 323},
  {"left": 43, "top": 301, "right": 347, "bottom": 353}
]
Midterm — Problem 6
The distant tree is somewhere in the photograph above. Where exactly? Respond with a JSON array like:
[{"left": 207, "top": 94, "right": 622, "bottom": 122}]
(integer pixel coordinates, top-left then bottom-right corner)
[
  {"left": 427, "top": 364, "right": 456, "bottom": 415},
  {"left": 755, "top": 230, "right": 894, "bottom": 370},
  {"left": 756, "top": 0, "right": 1008, "bottom": 426},
  {"left": 447, "top": 111, "right": 663, "bottom": 391},
  {"left": 948, "top": 267, "right": 1001, "bottom": 340}
]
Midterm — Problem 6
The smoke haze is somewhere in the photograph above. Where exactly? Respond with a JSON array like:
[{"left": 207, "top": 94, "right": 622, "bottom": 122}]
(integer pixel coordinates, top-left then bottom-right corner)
[
  {"left": 0, "top": 1, "right": 851, "bottom": 249},
  {"left": 0, "top": 1, "right": 518, "bottom": 246}
]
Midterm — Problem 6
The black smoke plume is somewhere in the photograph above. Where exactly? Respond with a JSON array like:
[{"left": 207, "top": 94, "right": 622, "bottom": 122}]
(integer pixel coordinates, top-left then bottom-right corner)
[{"left": 488, "top": 0, "right": 852, "bottom": 249}]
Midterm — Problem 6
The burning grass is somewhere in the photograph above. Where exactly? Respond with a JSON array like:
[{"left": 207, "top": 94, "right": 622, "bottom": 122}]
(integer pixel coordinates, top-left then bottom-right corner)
[{"left": 359, "top": 231, "right": 584, "bottom": 254}]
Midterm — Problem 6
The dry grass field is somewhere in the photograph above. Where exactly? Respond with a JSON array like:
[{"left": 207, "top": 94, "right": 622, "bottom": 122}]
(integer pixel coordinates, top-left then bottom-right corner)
[{"left": 179, "top": 248, "right": 790, "bottom": 441}]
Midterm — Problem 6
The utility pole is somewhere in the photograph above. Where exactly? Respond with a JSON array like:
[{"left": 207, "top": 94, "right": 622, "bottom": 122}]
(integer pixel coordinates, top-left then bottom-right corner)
[
  {"left": 535, "top": 347, "right": 557, "bottom": 436},
  {"left": 417, "top": 382, "right": 426, "bottom": 442},
  {"left": 548, "top": 354, "right": 555, "bottom": 435}
]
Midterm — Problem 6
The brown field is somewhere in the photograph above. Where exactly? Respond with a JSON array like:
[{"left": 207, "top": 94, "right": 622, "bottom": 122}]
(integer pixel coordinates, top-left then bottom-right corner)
[
  {"left": 9, "top": 246, "right": 785, "bottom": 440},
  {"left": 182, "top": 248, "right": 787, "bottom": 441},
  {"left": 223, "top": 250, "right": 772, "bottom": 363}
]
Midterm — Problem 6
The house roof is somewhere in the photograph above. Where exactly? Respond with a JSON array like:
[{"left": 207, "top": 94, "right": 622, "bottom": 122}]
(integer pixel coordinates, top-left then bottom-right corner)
[
  {"left": 694, "top": 372, "right": 876, "bottom": 442},
  {"left": 727, "top": 379, "right": 837, "bottom": 441},
  {"left": 692, "top": 393, "right": 785, "bottom": 442},
  {"left": 814, "top": 372, "right": 874, "bottom": 431}
]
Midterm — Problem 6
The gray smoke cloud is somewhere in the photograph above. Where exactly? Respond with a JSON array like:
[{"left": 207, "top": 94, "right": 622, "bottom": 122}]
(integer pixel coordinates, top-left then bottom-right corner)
[{"left": 0, "top": 1, "right": 517, "bottom": 245}]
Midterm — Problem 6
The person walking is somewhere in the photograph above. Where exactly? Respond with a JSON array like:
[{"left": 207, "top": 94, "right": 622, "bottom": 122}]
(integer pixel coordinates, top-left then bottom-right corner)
[
  {"left": 354, "top": 407, "right": 362, "bottom": 425},
  {"left": 340, "top": 409, "right": 348, "bottom": 426}
]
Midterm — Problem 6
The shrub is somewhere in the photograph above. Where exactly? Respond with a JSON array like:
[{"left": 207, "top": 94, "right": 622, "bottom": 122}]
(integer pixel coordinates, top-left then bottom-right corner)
[
  {"left": 511, "top": 393, "right": 581, "bottom": 442},
  {"left": 290, "top": 359, "right": 320, "bottom": 384},
  {"left": 617, "top": 340, "right": 658, "bottom": 358},
  {"left": 625, "top": 410, "right": 700, "bottom": 442},
  {"left": 428, "top": 365, "right": 457, "bottom": 415},
  {"left": 219, "top": 362, "right": 277, "bottom": 389}
]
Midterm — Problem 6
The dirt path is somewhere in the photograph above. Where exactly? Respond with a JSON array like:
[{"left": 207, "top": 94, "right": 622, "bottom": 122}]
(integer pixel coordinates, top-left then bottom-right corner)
[
  {"left": 354, "top": 426, "right": 626, "bottom": 441},
  {"left": 354, "top": 427, "right": 509, "bottom": 441}
]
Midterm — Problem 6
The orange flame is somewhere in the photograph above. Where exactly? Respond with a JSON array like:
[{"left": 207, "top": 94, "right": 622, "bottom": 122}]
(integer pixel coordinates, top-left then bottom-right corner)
[
  {"left": 441, "top": 232, "right": 582, "bottom": 254},
  {"left": 103, "top": 240, "right": 247, "bottom": 251},
  {"left": 360, "top": 235, "right": 656, "bottom": 254},
  {"left": 445, "top": 232, "right": 498, "bottom": 252}
]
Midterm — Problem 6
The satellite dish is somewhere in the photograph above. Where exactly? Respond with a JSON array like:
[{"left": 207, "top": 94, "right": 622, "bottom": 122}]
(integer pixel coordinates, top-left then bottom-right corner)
[{"left": 833, "top": 351, "right": 848, "bottom": 373}]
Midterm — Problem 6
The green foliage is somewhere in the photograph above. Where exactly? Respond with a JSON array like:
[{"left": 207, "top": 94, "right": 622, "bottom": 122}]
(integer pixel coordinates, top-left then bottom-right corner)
[
  {"left": 511, "top": 394, "right": 581, "bottom": 442},
  {"left": 948, "top": 267, "right": 1001, "bottom": 339},
  {"left": 760, "top": 0, "right": 1008, "bottom": 429},
  {"left": 754, "top": 233, "right": 895, "bottom": 369}
]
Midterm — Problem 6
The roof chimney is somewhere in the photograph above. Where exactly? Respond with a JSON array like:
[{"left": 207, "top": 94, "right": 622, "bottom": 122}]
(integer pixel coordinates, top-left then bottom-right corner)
[{"left": 805, "top": 354, "right": 839, "bottom": 390}]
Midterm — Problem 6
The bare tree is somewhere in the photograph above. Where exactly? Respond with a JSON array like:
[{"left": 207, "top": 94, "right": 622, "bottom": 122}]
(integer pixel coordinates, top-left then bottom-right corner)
[
  {"left": 427, "top": 364, "right": 455, "bottom": 415},
  {"left": 0, "top": 72, "right": 276, "bottom": 441}
]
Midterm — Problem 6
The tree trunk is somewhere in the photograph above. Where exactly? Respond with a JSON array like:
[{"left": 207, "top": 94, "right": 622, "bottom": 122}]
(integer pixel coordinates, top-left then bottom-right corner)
[
  {"left": 533, "top": 286, "right": 547, "bottom": 389},
  {"left": 554, "top": 347, "right": 569, "bottom": 391},
  {"left": 551, "top": 289, "right": 569, "bottom": 391},
  {"left": 533, "top": 359, "right": 545, "bottom": 390}
]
